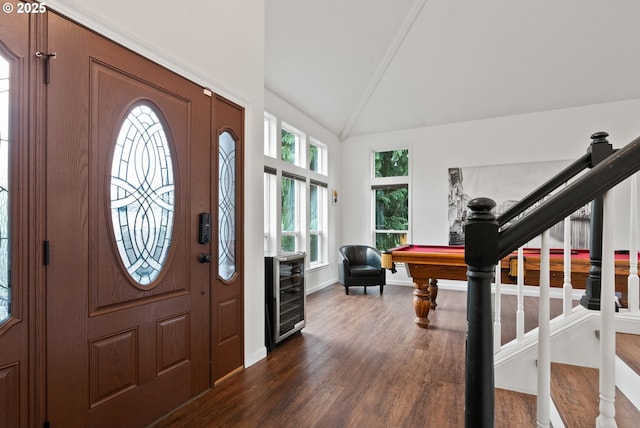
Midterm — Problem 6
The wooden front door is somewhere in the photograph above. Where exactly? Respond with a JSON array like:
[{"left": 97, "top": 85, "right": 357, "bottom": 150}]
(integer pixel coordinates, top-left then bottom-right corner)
[
  {"left": 211, "top": 96, "right": 244, "bottom": 383},
  {"left": 45, "top": 13, "right": 211, "bottom": 427},
  {"left": 0, "top": 11, "right": 31, "bottom": 428}
]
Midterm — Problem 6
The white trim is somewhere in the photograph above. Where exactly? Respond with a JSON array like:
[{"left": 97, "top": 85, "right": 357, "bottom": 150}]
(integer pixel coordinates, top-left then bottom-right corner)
[
  {"left": 306, "top": 278, "right": 337, "bottom": 295},
  {"left": 246, "top": 346, "right": 267, "bottom": 368},
  {"left": 616, "top": 355, "right": 640, "bottom": 411},
  {"left": 549, "top": 398, "right": 566, "bottom": 428}
]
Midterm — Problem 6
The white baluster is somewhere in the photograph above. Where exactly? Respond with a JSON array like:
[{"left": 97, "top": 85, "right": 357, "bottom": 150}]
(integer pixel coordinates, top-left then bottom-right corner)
[
  {"left": 563, "top": 215, "right": 573, "bottom": 317},
  {"left": 516, "top": 246, "right": 525, "bottom": 341},
  {"left": 629, "top": 173, "right": 639, "bottom": 312},
  {"left": 596, "top": 190, "right": 617, "bottom": 428},
  {"left": 537, "top": 230, "right": 551, "bottom": 428},
  {"left": 494, "top": 264, "right": 502, "bottom": 352}
]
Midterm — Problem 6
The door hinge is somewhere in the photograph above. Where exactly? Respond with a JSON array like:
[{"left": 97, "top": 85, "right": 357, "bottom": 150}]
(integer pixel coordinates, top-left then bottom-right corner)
[
  {"left": 35, "top": 52, "right": 57, "bottom": 84},
  {"left": 43, "top": 240, "right": 50, "bottom": 266}
]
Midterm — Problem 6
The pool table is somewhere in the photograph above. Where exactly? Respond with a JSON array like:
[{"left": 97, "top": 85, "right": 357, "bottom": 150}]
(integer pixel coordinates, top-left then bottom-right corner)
[{"left": 381, "top": 244, "right": 636, "bottom": 328}]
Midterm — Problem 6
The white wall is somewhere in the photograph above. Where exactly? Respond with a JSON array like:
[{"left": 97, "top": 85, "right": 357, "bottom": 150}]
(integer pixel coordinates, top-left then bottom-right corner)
[
  {"left": 46, "top": 0, "right": 267, "bottom": 366},
  {"left": 264, "top": 89, "right": 342, "bottom": 293},
  {"left": 341, "top": 99, "right": 640, "bottom": 272}
]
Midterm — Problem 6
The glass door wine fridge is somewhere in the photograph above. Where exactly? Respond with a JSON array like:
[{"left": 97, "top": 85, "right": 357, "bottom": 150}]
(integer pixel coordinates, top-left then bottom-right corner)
[{"left": 265, "top": 252, "right": 306, "bottom": 351}]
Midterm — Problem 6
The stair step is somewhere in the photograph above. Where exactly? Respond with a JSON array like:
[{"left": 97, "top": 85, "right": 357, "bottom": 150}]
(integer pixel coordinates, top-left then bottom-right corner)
[
  {"left": 551, "top": 362, "right": 640, "bottom": 428},
  {"left": 495, "top": 388, "right": 536, "bottom": 427},
  {"left": 617, "top": 332, "right": 640, "bottom": 374}
]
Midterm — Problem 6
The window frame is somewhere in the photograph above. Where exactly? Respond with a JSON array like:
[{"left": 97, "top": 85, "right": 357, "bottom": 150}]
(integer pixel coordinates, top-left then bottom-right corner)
[
  {"left": 280, "top": 173, "right": 305, "bottom": 253},
  {"left": 308, "top": 180, "right": 328, "bottom": 266},
  {"left": 263, "top": 112, "right": 330, "bottom": 269},
  {"left": 308, "top": 138, "right": 327, "bottom": 175},
  {"left": 264, "top": 112, "right": 277, "bottom": 158},
  {"left": 371, "top": 149, "right": 411, "bottom": 251},
  {"left": 280, "top": 122, "right": 305, "bottom": 168}
]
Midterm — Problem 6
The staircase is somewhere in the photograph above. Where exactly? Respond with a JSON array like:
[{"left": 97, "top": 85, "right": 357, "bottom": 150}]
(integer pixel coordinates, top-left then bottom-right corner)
[
  {"left": 494, "top": 306, "right": 640, "bottom": 427},
  {"left": 462, "top": 133, "right": 640, "bottom": 426}
]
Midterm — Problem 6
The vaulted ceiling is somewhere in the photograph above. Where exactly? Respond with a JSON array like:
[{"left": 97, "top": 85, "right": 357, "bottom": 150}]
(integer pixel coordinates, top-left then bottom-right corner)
[{"left": 265, "top": 0, "right": 640, "bottom": 141}]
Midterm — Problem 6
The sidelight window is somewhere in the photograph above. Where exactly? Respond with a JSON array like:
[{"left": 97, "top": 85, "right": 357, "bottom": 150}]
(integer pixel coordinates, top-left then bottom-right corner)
[
  {"left": 0, "top": 54, "right": 9, "bottom": 322},
  {"left": 218, "top": 131, "right": 237, "bottom": 280},
  {"left": 110, "top": 103, "right": 175, "bottom": 286}
]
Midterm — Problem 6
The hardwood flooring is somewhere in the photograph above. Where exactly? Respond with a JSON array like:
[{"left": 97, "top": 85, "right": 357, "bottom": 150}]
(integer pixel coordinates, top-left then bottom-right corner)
[
  {"left": 153, "top": 284, "right": 636, "bottom": 427},
  {"left": 154, "top": 284, "right": 538, "bottom": 427},
  {"left": 551, "top": 362, "right": 640, "bottom": 427}
]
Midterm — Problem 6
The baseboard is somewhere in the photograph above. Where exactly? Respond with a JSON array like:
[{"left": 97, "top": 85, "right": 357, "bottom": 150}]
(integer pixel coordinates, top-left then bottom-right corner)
[
  {"left": 306, "top": 278, "right": 338, "bottom": 295},
  {"left": 245, "top": 346, "right": 267, "bottom": 368}
]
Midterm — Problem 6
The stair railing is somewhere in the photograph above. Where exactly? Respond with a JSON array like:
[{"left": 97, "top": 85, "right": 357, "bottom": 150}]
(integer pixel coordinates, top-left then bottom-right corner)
[{"left": 464, "top": 132, "right": 640, "bottom": 428}]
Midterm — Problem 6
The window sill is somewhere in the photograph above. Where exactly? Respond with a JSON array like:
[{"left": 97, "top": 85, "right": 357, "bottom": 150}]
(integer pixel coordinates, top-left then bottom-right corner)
[{"left": 307, "top": 262, "right": 329, "bottom": 273}]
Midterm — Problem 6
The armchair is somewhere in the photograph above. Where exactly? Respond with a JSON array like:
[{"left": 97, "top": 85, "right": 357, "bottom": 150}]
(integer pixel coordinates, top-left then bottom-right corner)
[{"left": 338, "top": 245, "right": 385, "bottom": 295}]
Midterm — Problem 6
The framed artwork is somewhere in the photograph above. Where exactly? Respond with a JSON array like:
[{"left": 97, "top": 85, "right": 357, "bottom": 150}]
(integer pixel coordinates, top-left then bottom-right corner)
[{"left": 448, "top": 160, "right": 590, "bottom": 248}]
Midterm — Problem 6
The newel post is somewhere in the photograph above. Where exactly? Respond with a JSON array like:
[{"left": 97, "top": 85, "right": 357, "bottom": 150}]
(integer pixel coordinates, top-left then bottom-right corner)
[
  {"left": 464, "top": 197, "right": 498, "bottom": 428},
  {"left": 581, "top": 131, "right": 613, "bottom": 310}
]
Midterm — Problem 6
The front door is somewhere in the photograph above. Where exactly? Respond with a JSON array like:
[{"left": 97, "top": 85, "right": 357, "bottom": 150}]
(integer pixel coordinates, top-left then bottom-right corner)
[
  {"left": 45, "top": 13, "right": 211, "bottom": 427},
  {"left": 211, "top": 96, "right": 244, "bottom": 383}
]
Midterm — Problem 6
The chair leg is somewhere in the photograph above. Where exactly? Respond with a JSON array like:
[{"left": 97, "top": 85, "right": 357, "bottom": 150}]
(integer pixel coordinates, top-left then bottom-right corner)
[
  {"left": 364, "top": 286, "right": 367, "bottom": 294},
  {"left": 345, "top": 286, "right": 349, "bottom": 295},
  {"left": 380, "top": 285, "right": 384, "bottom": 294}
]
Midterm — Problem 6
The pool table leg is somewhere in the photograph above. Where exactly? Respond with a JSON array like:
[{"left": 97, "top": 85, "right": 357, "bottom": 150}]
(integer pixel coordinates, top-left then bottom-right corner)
[
  {"left": 413, "top": 279, "right": 431, "bottom": 328},
  {"left": 429, "top": 279, "right": 438, "bottom": 309}
]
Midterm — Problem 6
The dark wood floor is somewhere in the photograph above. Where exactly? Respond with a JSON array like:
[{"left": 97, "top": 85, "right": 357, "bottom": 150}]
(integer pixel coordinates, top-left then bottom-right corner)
[{"left": 153, "top": 284, "right": 541, "bottom": 427}]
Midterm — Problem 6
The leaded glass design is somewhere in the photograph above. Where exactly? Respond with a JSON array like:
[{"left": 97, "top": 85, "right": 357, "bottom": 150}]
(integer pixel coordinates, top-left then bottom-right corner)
[
  {"left": 218, "top": 131, "right": 236, "bottom": 280},
  {"left": 110, "top": 104, "right": 174, "bottom": 286},
  {"left": 0, "top": 54, "right": 10, "bottom": 322}
]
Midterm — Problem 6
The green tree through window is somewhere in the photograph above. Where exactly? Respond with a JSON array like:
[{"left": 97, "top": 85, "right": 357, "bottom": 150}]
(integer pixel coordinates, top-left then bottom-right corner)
[
  {"left": 281, "top": 129, "right": 296, "bottom": 164},
  {"left": 375, "top": 149, "right": 408, "bottom": 177},
  {"left": 373, "top": 150, "right": 409, "bottom": 251}
]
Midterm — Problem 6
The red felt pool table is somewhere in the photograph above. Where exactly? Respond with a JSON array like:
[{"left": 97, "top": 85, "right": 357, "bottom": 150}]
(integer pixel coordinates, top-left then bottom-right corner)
[{"left": 381, "top": 244, "right": 636, "bottom": 328}]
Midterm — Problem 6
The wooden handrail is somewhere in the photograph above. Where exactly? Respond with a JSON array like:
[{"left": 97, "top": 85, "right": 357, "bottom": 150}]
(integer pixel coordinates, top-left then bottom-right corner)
[
  {"left": 497, "top": 152, "right": 592, "bottom": 226},
  {"left": 498, "top": 134, "right": 640, "bottom": 259}
]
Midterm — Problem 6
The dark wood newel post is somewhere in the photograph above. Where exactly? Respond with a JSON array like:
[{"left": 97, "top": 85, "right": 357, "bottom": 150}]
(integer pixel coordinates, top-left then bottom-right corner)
[
  {"left": 580, "top": 131, "right": 613, "bottom": 310},
  {"left": 464, "top": 197, "right": 498, "bottom": 428}
]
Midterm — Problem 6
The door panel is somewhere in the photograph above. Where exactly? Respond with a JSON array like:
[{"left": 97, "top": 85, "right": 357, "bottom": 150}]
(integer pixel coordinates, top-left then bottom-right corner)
[
  {"left": 211, "top": 96, "right": 244, "bottom": 383},
  {"left": 45, "top": 13, "right": 210, "bottom": 427},
  {"left": 89, "top": 59, "right": 190, "bottom": 313},
  {"left": 0, "top": 11, "right": 30, "bottom": 428}
]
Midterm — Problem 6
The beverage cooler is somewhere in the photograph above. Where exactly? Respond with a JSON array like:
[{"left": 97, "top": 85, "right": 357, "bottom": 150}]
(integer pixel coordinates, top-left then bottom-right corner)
[{"left": 265, "top": 252, "right": 306, "bottom": 352}]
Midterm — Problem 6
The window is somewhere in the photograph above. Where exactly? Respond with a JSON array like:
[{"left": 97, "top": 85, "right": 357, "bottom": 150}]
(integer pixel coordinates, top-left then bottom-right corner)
[
  {"left": 218, "top": 131, "right": 236, "bottom": 281},
  {"left": 264, "top": 113, "right": 330, "bottom": 266},
  {"left": 372, "top": 149, "right": 409, "bottom": 251},
  {"left": 281, "top": 124, "right": 303, "bottom": 167},
  {"left": 374, "top": 149, "right": 408, "bottom": 178},
  {"left": 264, "top": 113, "right": 276, "bottom": 158},
  {"left": 0, "top": 53, "right": 9, "bottom": 322},
  {"left": 110, "top": 103, "right": 175, "bottom": 286},
  {"left": 264, "top": 169, "right": 276, "bottom": 252},
  {"left": 309, "top": 139, "right": 326, "bottom": 174},
  {"left": 309, "top": 182, "right": 327, "bottom": 264},
  {"left": 373, "top": 185, "right": 408, "bottom": 250},
  {"left": 281, "top": 174, "right": 303, "bottom": 252}
]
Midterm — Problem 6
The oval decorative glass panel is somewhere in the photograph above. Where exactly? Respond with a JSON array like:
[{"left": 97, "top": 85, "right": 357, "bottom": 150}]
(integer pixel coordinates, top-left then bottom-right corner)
[
  {"left": 218, "top": 131, "right": 236, "bottom": 280},
  {"left": 110, "top": 104, "right": 175, "bottom": 286},
  {"left": 0, "top": 53, "right": 10, "bottom": 322}
]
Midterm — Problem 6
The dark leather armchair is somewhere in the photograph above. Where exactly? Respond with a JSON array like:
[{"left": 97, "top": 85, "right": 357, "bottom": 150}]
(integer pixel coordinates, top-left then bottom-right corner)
[{"left": 338, "top": 245, "right": 385, "bottom": 295}]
